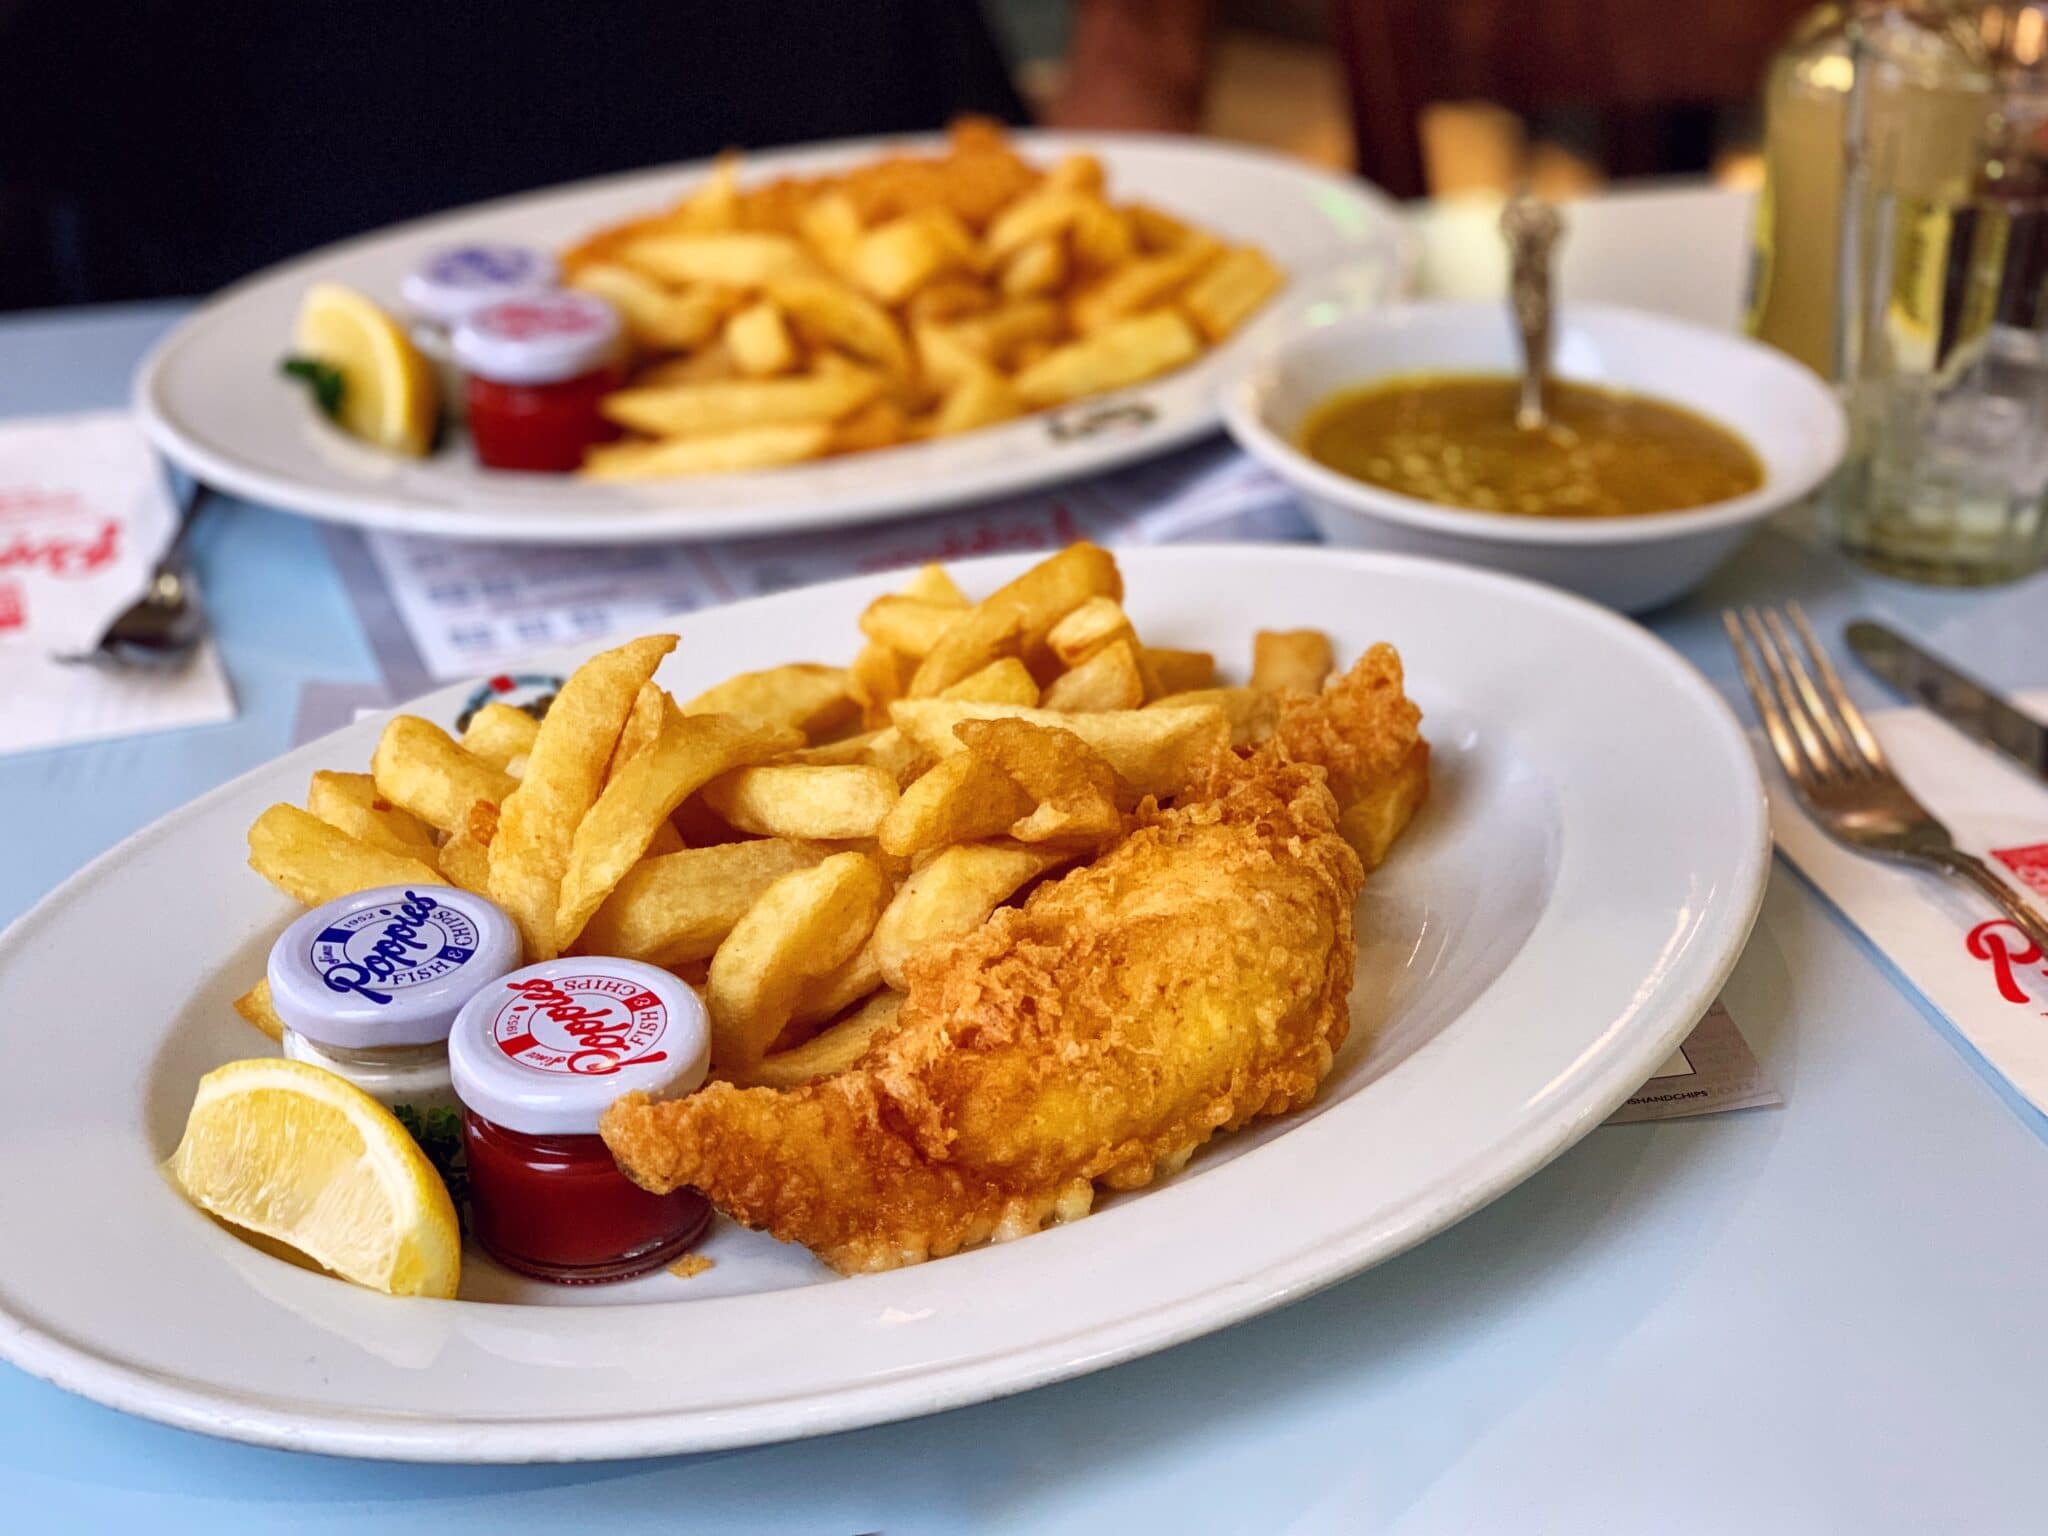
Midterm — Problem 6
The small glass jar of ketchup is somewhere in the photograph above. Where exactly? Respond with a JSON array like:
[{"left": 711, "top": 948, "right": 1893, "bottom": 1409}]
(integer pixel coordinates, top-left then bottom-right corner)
[
  {"left": 452, "top": 291, "right": 624, "bottom": 473},
  {"left": 449, "top": 956, "right": 710, "bottom": 1284}
]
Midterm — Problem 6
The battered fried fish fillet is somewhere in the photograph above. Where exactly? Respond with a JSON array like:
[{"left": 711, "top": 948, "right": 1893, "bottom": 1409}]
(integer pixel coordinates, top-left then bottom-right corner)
[{"left": 601, "top": 648, "right": 1424, "bottom": 1273}]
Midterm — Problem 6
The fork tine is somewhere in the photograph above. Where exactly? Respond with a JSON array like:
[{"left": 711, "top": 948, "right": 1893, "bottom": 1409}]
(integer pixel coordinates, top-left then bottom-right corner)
[
  {"left": 1722, "top": 610, "right": 1809, "bottom": 788},
  {"left": 1761, "top": 607, "right": 1858, "bottom": 772},
  {"left": 1786, "top": 602, "right": 1891, "bottom": 772},
  {"left": 1741, "top": 606, "right": 1841, "bottom": 781}
]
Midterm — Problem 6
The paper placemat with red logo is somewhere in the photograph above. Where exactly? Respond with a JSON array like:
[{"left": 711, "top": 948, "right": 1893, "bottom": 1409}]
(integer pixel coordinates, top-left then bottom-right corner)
[
  {"left": 0, "top": 411, "right": 235, "bottom": 757},
  {"left": 1766, "top": 690, "right": 2048, "bottom": 1118}
]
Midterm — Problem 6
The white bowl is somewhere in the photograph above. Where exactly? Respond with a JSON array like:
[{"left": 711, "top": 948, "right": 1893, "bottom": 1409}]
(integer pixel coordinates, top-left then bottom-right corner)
[{"left": 1223, "top": 301, "right": 1846, "bottom": 612}]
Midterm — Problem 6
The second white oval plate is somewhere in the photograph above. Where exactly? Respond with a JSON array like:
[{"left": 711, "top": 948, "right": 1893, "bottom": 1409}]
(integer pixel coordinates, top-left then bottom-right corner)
[
  {"left": 134, "top": 133, "right": 1406, "bottom": 544},
  {"left": 0, "top": 547, "right": 1766, "bottom": 1460}
]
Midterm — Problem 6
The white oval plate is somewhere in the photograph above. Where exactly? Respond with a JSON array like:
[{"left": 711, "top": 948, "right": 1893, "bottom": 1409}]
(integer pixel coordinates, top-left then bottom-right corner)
[
  {"left": 133, "top": 133, "right": 1406, "bottom": 545},
  {"left": 0, "top": 547, "right": 1766, "bottom": 1461}
]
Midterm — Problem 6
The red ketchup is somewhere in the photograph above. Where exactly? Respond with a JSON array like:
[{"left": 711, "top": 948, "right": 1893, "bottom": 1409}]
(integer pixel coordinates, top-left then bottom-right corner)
[
  {"left": 453, "top": 292, "right": 624, "bottom": 474},
  {"left": 449, "top": 957, "right": 710, "bottom": 1284}
]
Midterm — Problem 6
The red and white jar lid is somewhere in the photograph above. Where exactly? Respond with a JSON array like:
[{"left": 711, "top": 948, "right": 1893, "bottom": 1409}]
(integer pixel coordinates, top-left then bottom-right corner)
[
  {"left": 452, "top": 291, "right": 621, "bottom": 386},
  {"left": 449, "top": 957, "right": 709, "bottom": 1136}
]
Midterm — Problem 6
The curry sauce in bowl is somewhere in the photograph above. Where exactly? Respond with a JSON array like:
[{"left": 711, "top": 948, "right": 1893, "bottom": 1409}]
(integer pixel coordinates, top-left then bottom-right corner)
[
  {"left": 1300, "top": 374, "right": 1764, "bottom": 519},
  {"left": 1222, "top": 301, "right": 1847, "bottom": 612}
]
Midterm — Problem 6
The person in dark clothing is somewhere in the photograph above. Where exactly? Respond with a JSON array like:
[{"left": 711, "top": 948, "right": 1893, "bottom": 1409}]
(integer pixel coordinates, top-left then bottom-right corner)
[{"left": 0, "top": 0, "right": 1029, "bottom": 311}]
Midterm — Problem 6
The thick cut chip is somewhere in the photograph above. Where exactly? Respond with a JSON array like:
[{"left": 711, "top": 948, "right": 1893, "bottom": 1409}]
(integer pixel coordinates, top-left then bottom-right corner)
[
  {"left": 878, "top": 752, "right": 1035, "bottom": 857},
  {"left": 235, "top": 978, "right": 286, "bottom": 1042},
  {"left": 576, "top": 838, "right": 832, "bottom": 965},
  {"left": 736, "top": 991, "right": 903, "bottom": 1089},
  {"left": 608, "top": 682, "right": 668, "bottom": 778},
  {"left": 1143, "top": 646, "right": 1216, "bottom": 695},
  {"left": 701, "top": 763, "right": 899, "bottom": 839},
  {"left": 872, "top": 842, "right": 1072, "bottom": 990},
  {"left": 371, "top": 716, "right": 517, "bottom": 836},
  {"left": 1252, "top": 629, "right": 1335, "bottom": 695},
  {"left": 909, "top": 542, "right": 1122, "bottom": 696},
  {"left": 787, "top": 942, "right": 885, "bottom": 1031},
  {"left": 705, "top": 852, "right": 889, "bottom": 1066},
  {"left": 859, "top": 595, "right": 963, "bottom": 657},
  {"left": 898, "top": 563, "right": 969, "bottom": 606},
  {"left": 1013, "top": 311, "right": 1200, "bottom": 408},
  {"left": 766, "top": 275, "right": 912, "bottom": 376},
  {"left": 1181, "top": 245, "right": 1286, "bottom": 342},
  {"left": 931, "top": 366, "right": 1023, "bottom": 437},
  {"left": 999, "top": 236, "right": 1067, "bottom": 299},
  {"left": 489, "top": 634, "right": 676, "bottom": 959},
  {"left": 598, "top": 372, "right": 880, "bottom": 438},
  {"left": 783, "top": 727, "right": 930, "bottom": 786},
  {"left": 305, "top": 770, "right": 438, "bottom": 859},
  {"left": 850, "top": 641, "right": 910, "bottom": 727},
  {"left": 939, "top": 657, "right": 1038, "bottom": 706},
  {"left": 569, "top": 263, "right": 727, "bottom": 351},
  {"left": 848, "top": 215, "right": 958, "bottom": 304},
  {"left": 460, "top": 702, "right": 540, "bottom": 772},
  {"left": 555, "top": 702, "right": 802, "bottom": 948},
  {"left": 622, "top": 232, "right": 816, "bottom": 287},
  {"left": 1340, "top": 740, "right": 1431, "bottom": 871},
  {"left": 798, "top": 191, "right": 864, "bottom": 274},
  {"left": 683, "top": 663, "right": 855, "bottom": 738},
  {"left": 724, "top": 299, "right": 798, "bottom": 376},
  {"left": 1148, "top": 685, "right": 1279, "bottom": 748},
  {"left": 1041, "top": 639, "right": 1145, "bottom": 713},
  {"left": 955, "top": 717, "right": 1134, "bottom": 848},
  {"left": 830, "top": 398, "right": 909, "bottom": 454},
  {"left": 437, "top": 829, "right": 493, "bottom": 894},
  {"left": 248, "top": 804, "right": 446, "bottom": 907},
  {"left": 889, "top": 699, "right": 1227, "bottom": 800},
  {"left": 583, "top": 423, "right": 835, "bottom": 480},
  {"left": 943, "top": 300, "right": 1062, "bottom": 363},
  {"left": 1069, "top": 240, "right": 1220, "bottom": 334}
]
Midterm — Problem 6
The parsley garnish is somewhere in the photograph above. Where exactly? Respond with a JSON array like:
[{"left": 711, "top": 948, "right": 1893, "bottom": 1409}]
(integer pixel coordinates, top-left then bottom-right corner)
[
  {"left": 393, "top": 1103, "right": 469, "bottom": 1229},
  {"left": 279, "top": 355, "right": 347, "bottom": 420}
]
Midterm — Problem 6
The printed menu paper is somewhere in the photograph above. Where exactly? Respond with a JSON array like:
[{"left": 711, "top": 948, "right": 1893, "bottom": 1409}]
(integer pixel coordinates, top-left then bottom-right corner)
[
  {"left": 1767, "top": 689, "right": 2048, "bottom": 1120},
  {"left": 357, "top": 441, "right": 1311, "bottom": 682},
  {"left": 0, "top": 412, "right": 235, "bottom": 757}
]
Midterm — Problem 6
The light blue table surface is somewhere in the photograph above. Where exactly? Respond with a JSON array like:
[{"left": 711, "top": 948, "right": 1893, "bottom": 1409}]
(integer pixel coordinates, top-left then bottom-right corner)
[{"left": 5, "top": 292, "right": 2048, "bottom": 1535}]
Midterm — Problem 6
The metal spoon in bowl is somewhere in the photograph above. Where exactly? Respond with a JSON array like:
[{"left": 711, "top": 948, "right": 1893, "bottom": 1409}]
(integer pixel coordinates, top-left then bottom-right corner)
[{"left": 1500, "top": 193, "right": 1565, "bottom": 432}]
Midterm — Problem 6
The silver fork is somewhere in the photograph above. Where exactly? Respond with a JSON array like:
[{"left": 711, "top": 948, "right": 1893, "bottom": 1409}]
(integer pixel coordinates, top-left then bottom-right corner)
[
  {"left": 1724, "top": 601, "right": 2048, "bottom": 952},
  {"left": 56, "top": 467, "right": 212, "bottom": 669}
]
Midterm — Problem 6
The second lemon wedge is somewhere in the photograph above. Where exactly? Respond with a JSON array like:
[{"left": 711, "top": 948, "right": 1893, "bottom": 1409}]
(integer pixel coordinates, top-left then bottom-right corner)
[
  {"left": 291, "top": 282, "right": 438, "bottom": 456},
  {"left": 166, "top": 1057, "right": 461, "bottom": 1299}
]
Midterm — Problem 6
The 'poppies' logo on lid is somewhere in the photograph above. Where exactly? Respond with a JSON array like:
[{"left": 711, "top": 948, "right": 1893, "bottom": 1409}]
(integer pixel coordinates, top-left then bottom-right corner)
[
  {"left": 478, "top": 296, "right": 607, "bottom": 342},
  {"left": 312, "top": 890, "right": 480, "bottom": 1006},
  {"left": 490, "top": 974, "right": 670, "bottom": 1076},
  {"left": 426, "top": 245, "right": 547, "bottom": 289}
]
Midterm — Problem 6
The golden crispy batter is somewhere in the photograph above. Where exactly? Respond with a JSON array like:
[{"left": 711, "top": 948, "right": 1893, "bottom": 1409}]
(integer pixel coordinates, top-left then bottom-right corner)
[{"left": 600, "top": 650, "right": 1422, "bottom": 1273}]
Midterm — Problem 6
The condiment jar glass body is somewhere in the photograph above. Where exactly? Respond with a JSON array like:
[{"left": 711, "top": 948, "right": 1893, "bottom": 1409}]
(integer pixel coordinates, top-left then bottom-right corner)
[
  {"left": 450, "top": 957, "right": 712, "bottom": 1285},
  {"left": 453, "top": 292, "right": 624, "bottom": 473}
]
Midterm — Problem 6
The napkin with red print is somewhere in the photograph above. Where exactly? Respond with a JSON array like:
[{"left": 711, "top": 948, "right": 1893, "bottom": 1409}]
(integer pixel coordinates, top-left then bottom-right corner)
[
  {"left": 1767, "top": 690, "right": 2048, "bottom": 1117},
  {"left": 0, "top": 412, "right": 235, "bottom": 757}
]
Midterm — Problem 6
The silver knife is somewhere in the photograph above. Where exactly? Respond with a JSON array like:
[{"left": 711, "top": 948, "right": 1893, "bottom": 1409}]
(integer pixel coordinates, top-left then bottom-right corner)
[{"left": 1846, "top": 620, "right": 2048, "bottom": 783}]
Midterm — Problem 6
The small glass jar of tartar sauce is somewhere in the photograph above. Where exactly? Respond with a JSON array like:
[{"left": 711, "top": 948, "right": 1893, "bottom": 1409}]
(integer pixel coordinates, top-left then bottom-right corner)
[
  {"left": 453, "top": 291, "right": 625, "bottom": 473},
  {"left": 268, "top": 884, "right": 523, "bottom": 1116},
  {"left": 450, "top": 957, "right": 711, "bottom": 1285},
  {"left": 401, "top": 244, "right": 559, "bottom": 418}
]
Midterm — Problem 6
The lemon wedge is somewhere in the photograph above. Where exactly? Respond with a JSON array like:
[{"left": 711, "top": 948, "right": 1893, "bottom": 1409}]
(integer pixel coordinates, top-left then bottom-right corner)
[
  {"left": 291, "top": 282, "right": 439, "bottom": 456},
  {"left": 166, "top": 1057, "right": 461, "bottom": 1299}
]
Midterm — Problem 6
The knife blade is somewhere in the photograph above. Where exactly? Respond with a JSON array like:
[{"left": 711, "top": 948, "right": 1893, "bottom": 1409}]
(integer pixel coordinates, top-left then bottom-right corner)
[{"left": 1846, "top": 620, "right": 2048, "bottom": 783}]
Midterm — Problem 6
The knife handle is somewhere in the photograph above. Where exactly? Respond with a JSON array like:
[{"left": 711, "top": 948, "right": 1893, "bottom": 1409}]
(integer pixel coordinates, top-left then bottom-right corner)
[{"left": 1942, "top": 852, "right": 2048, "bottom": 955}]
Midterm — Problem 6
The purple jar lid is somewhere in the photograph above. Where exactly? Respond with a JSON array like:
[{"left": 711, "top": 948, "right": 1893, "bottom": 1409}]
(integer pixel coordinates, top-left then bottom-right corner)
[{"left": 267, "top": 885, "right": 523, "bottom": 1050}]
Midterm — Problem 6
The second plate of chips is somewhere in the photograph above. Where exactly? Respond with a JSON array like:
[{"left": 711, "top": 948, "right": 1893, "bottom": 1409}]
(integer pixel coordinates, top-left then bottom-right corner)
[{"left": 134, "top": 131, "right": 1406, "bottom": 544}]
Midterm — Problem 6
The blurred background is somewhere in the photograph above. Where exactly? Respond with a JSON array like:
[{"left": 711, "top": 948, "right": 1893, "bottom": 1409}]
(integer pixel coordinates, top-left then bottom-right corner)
[{"left": 0, "top": 0, "right": 1807, "bottom": 313}]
